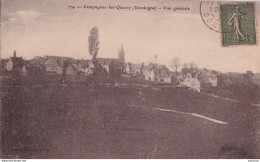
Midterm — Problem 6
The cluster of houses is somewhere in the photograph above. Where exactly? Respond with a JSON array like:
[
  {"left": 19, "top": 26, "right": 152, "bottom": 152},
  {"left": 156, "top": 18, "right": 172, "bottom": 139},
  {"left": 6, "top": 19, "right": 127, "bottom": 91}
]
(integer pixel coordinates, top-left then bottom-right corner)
[
  {"left": 1, "top": 48, "right": 219, "bottom": 92},
  {"left": 178, "top": 68, "right": 218, "bottom": 92}
]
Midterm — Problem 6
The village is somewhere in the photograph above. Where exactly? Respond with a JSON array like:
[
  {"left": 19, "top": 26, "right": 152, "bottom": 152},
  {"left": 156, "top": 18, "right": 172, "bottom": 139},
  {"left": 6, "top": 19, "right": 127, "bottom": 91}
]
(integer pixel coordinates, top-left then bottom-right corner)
[
  {"left": 0, "top": 47, "right": 221, "bottom": 93},
  {"left": 1, "top": 48, "right": 259, "bottom": 159}
]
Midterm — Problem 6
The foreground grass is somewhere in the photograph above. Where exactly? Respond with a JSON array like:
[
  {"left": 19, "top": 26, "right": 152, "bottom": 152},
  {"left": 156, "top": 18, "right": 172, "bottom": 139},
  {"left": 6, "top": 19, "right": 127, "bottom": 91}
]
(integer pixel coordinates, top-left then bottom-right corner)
[{"left": 1, "top": 85, "right": 259, "bottom": 158}]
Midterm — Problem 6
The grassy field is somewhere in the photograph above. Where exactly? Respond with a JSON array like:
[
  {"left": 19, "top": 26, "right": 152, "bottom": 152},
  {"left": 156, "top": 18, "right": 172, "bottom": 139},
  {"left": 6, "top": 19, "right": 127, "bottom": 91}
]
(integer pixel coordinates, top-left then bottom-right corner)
[{"left": 1, "top": 85, "right": 259, "bottom": 158}]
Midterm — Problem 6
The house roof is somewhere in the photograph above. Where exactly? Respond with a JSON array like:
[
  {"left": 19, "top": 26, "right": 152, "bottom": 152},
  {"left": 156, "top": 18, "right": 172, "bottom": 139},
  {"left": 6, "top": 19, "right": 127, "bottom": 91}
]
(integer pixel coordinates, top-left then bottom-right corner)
[
  {"left": 33, "top": 56, "right": 44, "bottom": 59},
  {"left": 28, "top": 57, "right": 45, "bottom": 65},
  {"left": 157, "top": 64, "right": 168, "bottom": 71},
  {"left": 73, "top": 60, "right": 93, "bottom": 69},
  {"left": 66, "top": 64, "right": 82, "bottom": 75},
  {"left": 198, "top": 77, "right": 211, "bottom": 84},
  {"left": 197, "top": 68, "right": 220, "bottom": 77},
  {"left": 24, "top": 64, "right": 45, "bottom": 73},
  {"left": 131, "top": 64, "right": 143, "bottom": 70},
  {"left": 44, "top": 59, "right": 61, "bottom": 68},
  {"left": 98, "top": 58, "right": 124, "bottom": 66},
  {"left": 44, "top": 55, "right": 74, "bottom": 61},
  {"left": 143, "top": 63, "right": 154, "bottom": 70},
  {"left": 206, "top": 74, "right": 217, "bottom": 78},
  {"left": 142, "top": 63, "right": 170, "bottom": 73}
]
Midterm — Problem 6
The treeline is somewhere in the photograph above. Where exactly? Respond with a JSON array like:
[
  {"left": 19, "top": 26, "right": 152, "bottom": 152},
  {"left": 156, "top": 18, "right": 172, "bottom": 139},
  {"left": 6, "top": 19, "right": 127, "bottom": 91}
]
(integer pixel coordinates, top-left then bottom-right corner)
[{"left": 217, "top": 71, "right": 259, "bottom": 103}]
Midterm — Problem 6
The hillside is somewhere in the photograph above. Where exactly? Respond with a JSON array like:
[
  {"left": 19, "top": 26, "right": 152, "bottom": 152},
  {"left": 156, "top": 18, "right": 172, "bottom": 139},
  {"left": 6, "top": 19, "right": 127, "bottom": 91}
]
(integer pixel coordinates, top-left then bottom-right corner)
[{"left": 1, "top": 86, "right": 259, "bottom": 158}]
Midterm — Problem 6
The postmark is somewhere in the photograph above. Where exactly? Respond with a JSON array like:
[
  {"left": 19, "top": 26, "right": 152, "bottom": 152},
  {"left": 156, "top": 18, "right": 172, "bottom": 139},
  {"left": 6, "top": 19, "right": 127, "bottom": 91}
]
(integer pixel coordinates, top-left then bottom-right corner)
[
  {"left": 220, "top": 2, "right": 257, "bottom": 47},
  {"left": 200, "top": 1, "right": 221, "bottom": 33}
]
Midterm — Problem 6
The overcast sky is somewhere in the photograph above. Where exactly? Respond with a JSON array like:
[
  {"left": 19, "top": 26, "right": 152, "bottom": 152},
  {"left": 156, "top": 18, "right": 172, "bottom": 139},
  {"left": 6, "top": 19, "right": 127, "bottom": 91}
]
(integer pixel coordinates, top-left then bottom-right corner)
[{"left": 1, "top": 0, "right": 260, "bottom": 73}]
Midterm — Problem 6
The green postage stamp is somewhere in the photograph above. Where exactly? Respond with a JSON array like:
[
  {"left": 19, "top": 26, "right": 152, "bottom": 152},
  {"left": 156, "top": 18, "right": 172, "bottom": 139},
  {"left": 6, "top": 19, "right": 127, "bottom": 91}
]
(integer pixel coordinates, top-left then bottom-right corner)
[{"left": 220, "top": 2, "right": 257, "bottom": 47}]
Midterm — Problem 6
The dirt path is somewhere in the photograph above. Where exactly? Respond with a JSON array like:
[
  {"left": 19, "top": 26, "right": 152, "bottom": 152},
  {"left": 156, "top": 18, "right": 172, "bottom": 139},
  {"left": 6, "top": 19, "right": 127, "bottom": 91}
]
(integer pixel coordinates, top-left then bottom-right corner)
[{"left": 129, "top": 105, "right": 228, "bottom": 125}]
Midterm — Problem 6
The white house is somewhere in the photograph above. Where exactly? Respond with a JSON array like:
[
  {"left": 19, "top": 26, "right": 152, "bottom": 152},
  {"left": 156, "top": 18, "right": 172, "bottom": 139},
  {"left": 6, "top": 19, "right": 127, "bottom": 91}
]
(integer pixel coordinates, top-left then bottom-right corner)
[
  {"left": 197, "top": 69, "right": 218, "bottom": 87},
  {"left": 208, "top": 75, "right": 218, "bottom": 87},
  {"left": 73, "top": 60, "right": 94, "bottom": 75},
  {"left": 179, "top": 73, "right": 201, "bottom": 92},
  {"left": 142, "top": 63, "right": 155, "bottom": 81},
  {"left": 179, "top": 72, "right": 193, "bottom": 87},
  {"left": 5, "top": 59, "right": 13, "bottom": 71},
  {"left": 142, "top": 63, "right": 172, "bottom": 83},
  {"left": 20, "top": 65, "right": 27, "bottom": 76},
  {"left": 126, "top": 63, "right": 143, "bottom": 76},
  {"left": 44, "top": 59, "right": 63, "bottom": 74},
  {"left": 190, "top": 78, "right": 201, "bottom": 92}
]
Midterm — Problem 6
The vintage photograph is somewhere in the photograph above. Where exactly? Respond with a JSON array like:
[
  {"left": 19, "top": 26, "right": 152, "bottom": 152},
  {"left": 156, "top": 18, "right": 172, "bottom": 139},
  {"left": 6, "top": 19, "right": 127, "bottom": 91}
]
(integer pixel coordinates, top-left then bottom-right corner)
[{"left": 0, "top": 0, "right": 260, "bottom": 159}]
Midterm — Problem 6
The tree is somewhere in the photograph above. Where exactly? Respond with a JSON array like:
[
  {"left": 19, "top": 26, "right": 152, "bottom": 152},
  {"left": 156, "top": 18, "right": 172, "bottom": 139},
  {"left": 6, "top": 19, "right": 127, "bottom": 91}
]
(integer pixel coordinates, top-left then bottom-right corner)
[
  {"left": 57, "top": 60, "right": 69, "bottom": 83},
  {"left": 183, "top": 63, "right": 189, "bottom": 69},
  {"left": 244, "top": 70, "right": 254, "bottom": 81},
  {"left": 181, "top": 63, "right": 189, "bottom": 77},
  {"left": 27, "top": 64, "right": 45, "bottom": 84},
  {"left": 140, "top": 63, "right": 145, "bottom": 76},
  {"left": 127, "top": 62, "right": 132, "bottom": 74},
  {"left": 88, "top": 27, "right": 99, "bottom": 61},
  {"left": 190, "top": 62, "right": 197, "bottom": 70},
  {"left": 88, "top": 27, "right": 107, "bottom": 77},
  {"left": 190, "top": 62, "right": 197, "bottom": 77},
  {"left": 170, "top": 57, "right": 181, "bottom": 73}
]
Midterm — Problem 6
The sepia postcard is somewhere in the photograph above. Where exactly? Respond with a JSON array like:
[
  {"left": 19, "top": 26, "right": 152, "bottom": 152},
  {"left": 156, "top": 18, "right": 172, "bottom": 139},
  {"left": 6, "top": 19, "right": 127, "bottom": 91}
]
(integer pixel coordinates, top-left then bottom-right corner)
[{"left": 0, "top": 0, "right": 260, "bottom": 159}]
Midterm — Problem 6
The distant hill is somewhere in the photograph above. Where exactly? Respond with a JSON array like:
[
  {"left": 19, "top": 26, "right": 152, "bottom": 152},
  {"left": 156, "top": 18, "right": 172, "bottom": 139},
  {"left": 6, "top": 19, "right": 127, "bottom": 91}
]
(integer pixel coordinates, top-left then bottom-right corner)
[
  {"left": 253, "top": 73, "right": 260, "bottom": 79},
  {"left": 253, "top": 73, "right": 260, "bottom": 87}
]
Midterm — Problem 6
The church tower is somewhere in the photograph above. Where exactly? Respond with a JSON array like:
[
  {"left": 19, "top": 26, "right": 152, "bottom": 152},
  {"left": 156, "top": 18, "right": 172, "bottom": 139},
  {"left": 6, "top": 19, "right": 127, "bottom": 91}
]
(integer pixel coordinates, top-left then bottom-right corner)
[{"left": 118, "top": 44, "right": 125, "bottom": 63}]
